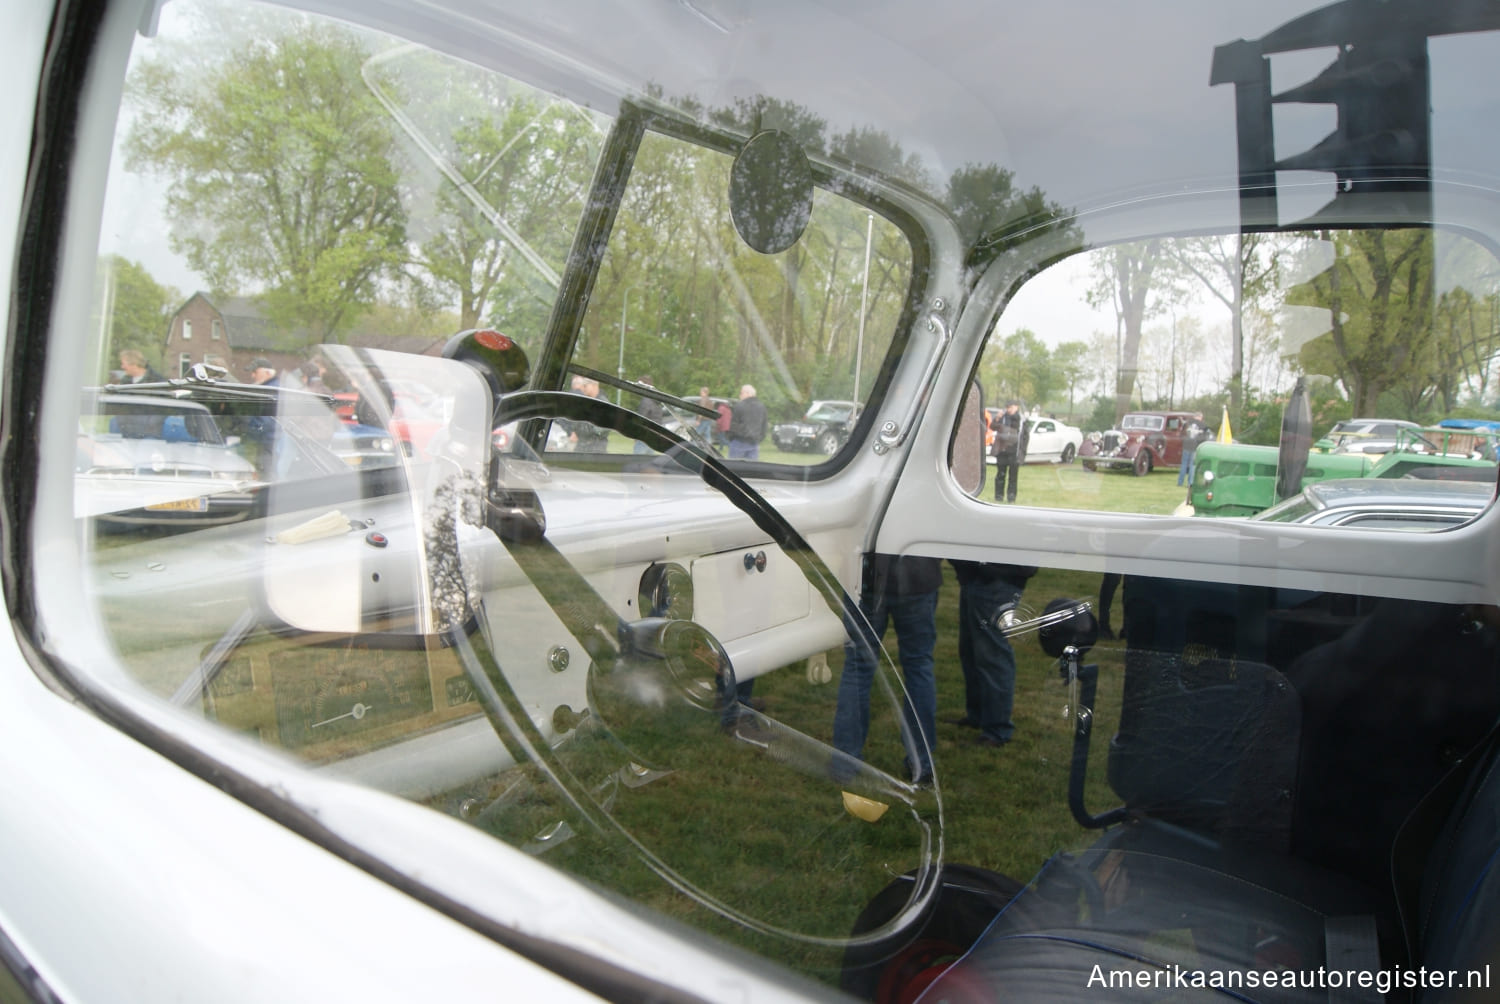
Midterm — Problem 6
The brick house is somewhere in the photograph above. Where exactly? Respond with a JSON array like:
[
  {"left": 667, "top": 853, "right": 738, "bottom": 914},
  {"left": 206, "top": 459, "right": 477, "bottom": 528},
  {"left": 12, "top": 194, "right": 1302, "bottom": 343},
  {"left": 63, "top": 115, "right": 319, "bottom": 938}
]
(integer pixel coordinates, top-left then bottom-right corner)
[{"left": 163, "top": 294, "right": 448, "bottom": 381}]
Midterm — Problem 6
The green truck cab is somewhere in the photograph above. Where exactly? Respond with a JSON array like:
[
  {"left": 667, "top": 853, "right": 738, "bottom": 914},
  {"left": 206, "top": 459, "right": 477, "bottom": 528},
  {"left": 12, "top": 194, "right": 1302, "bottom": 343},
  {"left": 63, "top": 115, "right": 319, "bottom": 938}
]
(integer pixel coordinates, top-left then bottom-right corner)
[
  {"left": 1191, "top": 425, "right": 1499, "bottom": 517},
  {"left": 1190, "top": 442, "right": 1372, "bottom": 517}
]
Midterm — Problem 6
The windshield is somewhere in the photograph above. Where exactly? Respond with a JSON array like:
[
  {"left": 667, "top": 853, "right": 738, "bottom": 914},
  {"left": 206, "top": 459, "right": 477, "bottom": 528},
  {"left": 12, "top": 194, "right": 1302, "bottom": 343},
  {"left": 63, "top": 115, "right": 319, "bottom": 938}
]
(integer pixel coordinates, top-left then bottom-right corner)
[
  {"left": 806, "top": 403, "right": 854, "bottom": 422},
  {"left": 1120, "top": 415, "right": 1165, "bottom": 431}
]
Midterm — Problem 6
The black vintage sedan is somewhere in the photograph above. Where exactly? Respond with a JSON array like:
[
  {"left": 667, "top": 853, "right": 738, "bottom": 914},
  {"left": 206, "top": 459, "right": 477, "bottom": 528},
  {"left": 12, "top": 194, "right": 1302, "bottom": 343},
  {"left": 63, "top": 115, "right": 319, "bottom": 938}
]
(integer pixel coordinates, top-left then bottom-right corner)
[{"left": 771, "top": 400, "right": 862, "bottom": 455}]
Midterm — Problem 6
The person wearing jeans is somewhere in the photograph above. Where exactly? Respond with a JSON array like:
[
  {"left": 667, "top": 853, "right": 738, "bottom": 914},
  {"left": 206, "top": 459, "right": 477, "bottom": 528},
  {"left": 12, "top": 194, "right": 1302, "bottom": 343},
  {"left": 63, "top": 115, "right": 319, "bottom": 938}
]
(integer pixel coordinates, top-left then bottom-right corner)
[
  {"left": 832, "top": 554, "right": 943, "bottom": 784},
  {"left": 991, "top": 400, "right": 1028, "bottom": 503},
  {"left": 948, "top": 560, "right": 1037, "bottom": 747}
]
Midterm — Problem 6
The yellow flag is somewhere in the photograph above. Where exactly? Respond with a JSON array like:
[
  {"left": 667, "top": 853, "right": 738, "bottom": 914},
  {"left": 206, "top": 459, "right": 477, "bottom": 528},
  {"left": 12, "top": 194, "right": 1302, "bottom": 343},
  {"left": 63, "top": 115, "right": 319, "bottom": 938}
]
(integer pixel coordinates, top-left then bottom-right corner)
[{"left": 1218, "top": 405, "right": 1233, "bottom": 444}]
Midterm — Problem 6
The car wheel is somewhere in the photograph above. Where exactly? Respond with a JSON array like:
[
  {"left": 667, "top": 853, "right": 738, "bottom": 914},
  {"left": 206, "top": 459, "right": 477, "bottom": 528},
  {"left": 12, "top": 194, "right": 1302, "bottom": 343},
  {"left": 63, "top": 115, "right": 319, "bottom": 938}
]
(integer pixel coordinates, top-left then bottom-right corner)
[
  {"left": 1132, "top": 451, "right": 1152, "bottom": 477},
  {"left": 1061, "top": 443, "right": 1075, "bottom": 464},
  {"left": 817, "top": 430, "right": 841, "bottom": 455}
]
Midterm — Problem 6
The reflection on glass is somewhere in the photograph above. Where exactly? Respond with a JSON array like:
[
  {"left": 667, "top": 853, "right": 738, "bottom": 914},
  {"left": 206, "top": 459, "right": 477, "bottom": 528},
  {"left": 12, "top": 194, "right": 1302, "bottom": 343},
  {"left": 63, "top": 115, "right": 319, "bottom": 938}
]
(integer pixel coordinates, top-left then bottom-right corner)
[
  {"left": 573, "top": 133, "right": 913, "bottom": 467},
  {"left": 964, "top": 229, "right": 1500, "bottom": 528}
]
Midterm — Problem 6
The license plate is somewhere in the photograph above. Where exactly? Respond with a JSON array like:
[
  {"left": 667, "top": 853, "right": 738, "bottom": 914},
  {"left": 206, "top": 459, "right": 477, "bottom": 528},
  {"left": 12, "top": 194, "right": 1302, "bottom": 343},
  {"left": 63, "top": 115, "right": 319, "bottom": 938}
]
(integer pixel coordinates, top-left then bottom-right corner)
[{"left": 146, "top": 496, "right": 208, "bottom": 512}]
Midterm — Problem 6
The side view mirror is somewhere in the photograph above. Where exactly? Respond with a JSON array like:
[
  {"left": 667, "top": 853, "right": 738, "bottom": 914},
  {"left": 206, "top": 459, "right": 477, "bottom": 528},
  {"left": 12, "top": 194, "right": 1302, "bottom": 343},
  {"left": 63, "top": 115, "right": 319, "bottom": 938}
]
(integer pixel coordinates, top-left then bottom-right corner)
[{"left": 952, "top": 380, "right": 986, "bottom": 496}]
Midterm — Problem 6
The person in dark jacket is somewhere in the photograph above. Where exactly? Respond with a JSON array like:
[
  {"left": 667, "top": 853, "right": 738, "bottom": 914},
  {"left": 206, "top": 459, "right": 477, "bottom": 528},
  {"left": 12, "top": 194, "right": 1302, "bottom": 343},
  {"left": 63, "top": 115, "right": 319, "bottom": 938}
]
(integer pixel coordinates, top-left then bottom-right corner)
[
  {"left": 947, "top": 560, "right": 1037, "bottom": 747},
  {"left": 727, "top": 384, "right": 767, "bottom": 460},
  {"left": 118, "top": 349, "right": 164, "bottom": 384},
  {"left": 833, "top": 553, "right": 943, "bottom": 784},
  {"left": 635, "top": 375, "right": 665, "bottom": 454},
  {"left": 114, "top": 350, "right": 167, "bottom": 437},
  {"left": 991, "top": 400, "right": 1029, "bottom": 502},
  {"left": 1178, "top": 420, "right": 1212, "bottom": 487}
]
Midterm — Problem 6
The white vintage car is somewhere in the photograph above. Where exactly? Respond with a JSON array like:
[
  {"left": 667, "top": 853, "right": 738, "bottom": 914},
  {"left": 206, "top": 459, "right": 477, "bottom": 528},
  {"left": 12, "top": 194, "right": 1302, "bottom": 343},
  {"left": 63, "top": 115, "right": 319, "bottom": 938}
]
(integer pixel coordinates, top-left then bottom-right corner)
[
  {"left": 3, "top": 0, "right": 1500, "bottom": 1002},
  {"left": 1023, "top": 415, "right": 1084, "bottom": 465}
]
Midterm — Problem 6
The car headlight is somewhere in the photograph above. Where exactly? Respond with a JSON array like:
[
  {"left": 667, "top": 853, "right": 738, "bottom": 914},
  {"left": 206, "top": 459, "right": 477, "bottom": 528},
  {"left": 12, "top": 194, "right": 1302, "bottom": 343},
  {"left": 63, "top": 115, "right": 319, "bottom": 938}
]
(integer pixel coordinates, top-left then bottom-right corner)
[
  {"left": 1087, "top": 431, "right": 1102, "bottom": 444},
  {"left": 378, "top": 437, "right": 394, "bottom": 452},
  {"left": 1202, "top": 470, "right": 1214, "bottom": 483}
]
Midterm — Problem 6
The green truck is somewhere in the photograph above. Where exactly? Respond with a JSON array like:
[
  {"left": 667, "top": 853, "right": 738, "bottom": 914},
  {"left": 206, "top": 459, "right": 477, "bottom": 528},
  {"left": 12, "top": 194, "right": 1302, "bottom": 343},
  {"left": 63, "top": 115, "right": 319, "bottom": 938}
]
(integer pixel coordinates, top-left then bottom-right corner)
[{"left": 1190, "top": 425, "right": 1498, "bottom": 517}]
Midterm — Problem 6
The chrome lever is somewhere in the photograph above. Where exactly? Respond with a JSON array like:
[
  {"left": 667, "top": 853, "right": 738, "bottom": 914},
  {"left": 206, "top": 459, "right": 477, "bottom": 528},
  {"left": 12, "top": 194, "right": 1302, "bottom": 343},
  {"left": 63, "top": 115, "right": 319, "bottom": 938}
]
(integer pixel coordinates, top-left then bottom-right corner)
[{"left": 997, "top": 599, "right": 1093, "bottom": 639}]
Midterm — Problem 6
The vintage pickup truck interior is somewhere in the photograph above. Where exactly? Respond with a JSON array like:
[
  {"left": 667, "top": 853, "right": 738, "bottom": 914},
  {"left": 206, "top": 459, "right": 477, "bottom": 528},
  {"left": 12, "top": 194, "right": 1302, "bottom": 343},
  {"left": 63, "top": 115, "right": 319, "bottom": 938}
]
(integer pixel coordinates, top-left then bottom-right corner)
[{"left": 4, "top": 0, "right": 1500, "bottom": 1001}]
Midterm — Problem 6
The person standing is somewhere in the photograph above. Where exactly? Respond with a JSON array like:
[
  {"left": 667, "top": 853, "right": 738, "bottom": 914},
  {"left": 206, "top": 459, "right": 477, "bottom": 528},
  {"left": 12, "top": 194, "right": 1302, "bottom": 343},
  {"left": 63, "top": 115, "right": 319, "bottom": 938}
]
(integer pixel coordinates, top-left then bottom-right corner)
[
  {"left": 247, "top": 357, "right": 280, "bottom": 387},
  {"left": 635, "top": 375, "right": 665, "bottom": 454},
  {"left": 298, "top": 355, "right": 329, "bottom": 394},
  {"left": 694, "top": 386, "right": 717, "bottom": 446},
  {"left": 834, "top": 555, "right": 936, "bottom": 780},
  {"left": 727, "top": 383, "right": 767, "bottom": 460},
  {"left": 991, "top": 400, "right": 1028, "bottom": 503},
  {"left": 118, "top": 349, "right": 164, "bottom": 384},
  {"left": 114, "top": 350, "right": 167, "bottom": 438},
  {"left": 566, "top": 378, "right": 610, "bottom": 452},
  {"left": 714, "top": 399, "right": 733, "bottom": 452},
  {"left": 947, "top": 560, "right": 1037, "bottom": 748},
  {"left": 1178, "top": 420, "right": 1210, "bottom": 488},
  {"left": 833, "top": 554, "right": 943, "bottom": 784}
]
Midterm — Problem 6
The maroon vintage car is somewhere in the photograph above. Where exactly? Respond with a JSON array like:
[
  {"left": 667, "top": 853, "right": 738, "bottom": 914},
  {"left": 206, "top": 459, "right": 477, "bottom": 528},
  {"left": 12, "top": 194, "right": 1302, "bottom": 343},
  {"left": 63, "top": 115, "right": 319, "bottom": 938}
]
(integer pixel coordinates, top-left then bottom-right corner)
[{"left": 1078, "top": 410, "right": 1207, "bottom": 476}]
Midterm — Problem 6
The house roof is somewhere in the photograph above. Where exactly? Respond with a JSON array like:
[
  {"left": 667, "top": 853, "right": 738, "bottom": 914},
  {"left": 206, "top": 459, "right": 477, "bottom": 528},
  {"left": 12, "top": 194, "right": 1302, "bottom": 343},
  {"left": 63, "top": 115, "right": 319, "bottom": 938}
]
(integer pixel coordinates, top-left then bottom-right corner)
[{"left": 175, "top": 293, "right": 448, "bottom": 357}]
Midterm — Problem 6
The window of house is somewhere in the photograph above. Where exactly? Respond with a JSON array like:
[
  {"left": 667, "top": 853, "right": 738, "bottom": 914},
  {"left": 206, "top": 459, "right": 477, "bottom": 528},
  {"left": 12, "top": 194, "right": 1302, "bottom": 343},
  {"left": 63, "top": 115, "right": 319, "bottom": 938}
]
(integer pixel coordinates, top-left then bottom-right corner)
[{"left": 181, "top": 319, "right": 192, "bottom": 340}]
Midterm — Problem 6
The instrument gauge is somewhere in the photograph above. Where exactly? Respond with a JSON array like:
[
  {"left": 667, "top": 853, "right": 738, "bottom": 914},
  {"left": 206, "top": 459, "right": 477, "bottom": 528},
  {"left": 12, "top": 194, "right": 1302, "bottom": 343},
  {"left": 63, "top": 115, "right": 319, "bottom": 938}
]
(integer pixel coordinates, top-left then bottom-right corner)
[{"left": 638, "top": 562, "right": 693, "bottom": 620}]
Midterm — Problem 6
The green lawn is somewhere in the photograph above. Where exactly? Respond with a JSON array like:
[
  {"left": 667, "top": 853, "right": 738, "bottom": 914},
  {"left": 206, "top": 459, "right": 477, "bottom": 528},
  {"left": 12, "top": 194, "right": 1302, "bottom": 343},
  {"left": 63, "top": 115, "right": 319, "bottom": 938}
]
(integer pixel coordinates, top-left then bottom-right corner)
[{"left": 989, "top": 460, "right": 1192, "bottom": 514}]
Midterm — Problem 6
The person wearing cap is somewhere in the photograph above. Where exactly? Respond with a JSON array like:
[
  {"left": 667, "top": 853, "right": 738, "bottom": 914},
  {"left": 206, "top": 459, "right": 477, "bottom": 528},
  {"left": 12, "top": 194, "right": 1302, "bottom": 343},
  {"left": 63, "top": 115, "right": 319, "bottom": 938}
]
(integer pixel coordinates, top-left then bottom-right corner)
[
  {"left": 247, "top": 357, "right": 279, "bottom": 386},
  {"left": 990, "top": 399, "right": 1028, "bottom": 503}
]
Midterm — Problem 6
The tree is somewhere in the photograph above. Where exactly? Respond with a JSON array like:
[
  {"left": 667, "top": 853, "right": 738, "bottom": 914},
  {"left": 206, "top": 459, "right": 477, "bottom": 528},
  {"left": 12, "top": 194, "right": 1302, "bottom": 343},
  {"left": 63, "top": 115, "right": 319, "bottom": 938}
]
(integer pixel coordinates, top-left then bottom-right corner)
[
  {"left": 98, "top": 256, "right": 178, "bottom": 375},
  {"left": 1290, "top": 229, "right": 1437, "bottom": 416},
  {"left": 1051, "top": 340, "right": 1090, "bottom": 419},
  {"left": 1169, "top": 234, "right": 1282, "bottom": 415},
  {"left": 1087, "top": 240, "right": 1168, "bottom": 422},
  {"left": 125, "top": 26, "right": 407, "bottom": 343},
  {"left": 947, "top": 164, "right": 1080, "bottom": 266}
]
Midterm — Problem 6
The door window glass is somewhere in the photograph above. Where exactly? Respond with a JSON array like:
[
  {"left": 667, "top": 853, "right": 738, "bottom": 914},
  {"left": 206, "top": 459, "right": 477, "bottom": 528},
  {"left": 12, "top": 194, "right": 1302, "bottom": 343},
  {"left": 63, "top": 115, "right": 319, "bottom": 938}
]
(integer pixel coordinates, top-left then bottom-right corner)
[{"left": 963, "top": 229, "right": 1500, "bottom": 526}]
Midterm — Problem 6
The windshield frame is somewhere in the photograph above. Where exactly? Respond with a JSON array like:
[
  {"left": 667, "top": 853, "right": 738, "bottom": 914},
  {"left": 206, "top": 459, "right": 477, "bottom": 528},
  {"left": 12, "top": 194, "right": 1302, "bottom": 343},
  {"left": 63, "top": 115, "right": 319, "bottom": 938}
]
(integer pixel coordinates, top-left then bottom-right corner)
[{"left": 527, "top": 98, "right": 934, "bottom": 477}]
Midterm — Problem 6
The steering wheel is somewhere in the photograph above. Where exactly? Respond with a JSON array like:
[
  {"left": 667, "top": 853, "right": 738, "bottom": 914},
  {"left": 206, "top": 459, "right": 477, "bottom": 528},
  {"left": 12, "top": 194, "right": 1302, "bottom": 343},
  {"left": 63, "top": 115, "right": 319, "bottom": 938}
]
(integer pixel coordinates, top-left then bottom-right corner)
[{"left": 436, "top": 390, "right": 943, "bottom": 949}]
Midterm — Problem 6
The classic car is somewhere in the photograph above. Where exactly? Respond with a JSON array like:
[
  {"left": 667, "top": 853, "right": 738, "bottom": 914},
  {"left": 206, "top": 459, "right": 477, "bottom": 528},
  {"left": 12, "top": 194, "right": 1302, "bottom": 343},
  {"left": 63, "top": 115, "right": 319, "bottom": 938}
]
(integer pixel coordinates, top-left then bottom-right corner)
[
  {"left": 8, "top": 0, "right": 1500, "bottom": 1002},
  {"left": 1253, "top": 478, "right": 1495, "bottom": 530},
  {"left": 334, "top": 386, "right": 446, "bottom": 457},
  {"left": 1192, "top": 425, "right": 1499, "bottom": 518},
  {"left": 771, "top": 400, "right": 863, "bottom": 454},
  {"left": 1189, "top": 440, "right": 1375, "bottom": 517},
  {"left": 1314, "top": 417, "right": 1422, "bottom": 454},
  {"left": 76, "top": 391, "right": 261, "bottom": 527},
  {"left": 328, "top": 421, "right": 403, "bottom": 468},
  {"left": 982, "top": 410, "right": 1080, "bottom": 465},
  {"left": 1021, "top": 414, "right": 1083, "bottom": 465},
  {"left": 1077, "top": 410, "right": 1206, "bottom": 475}
]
